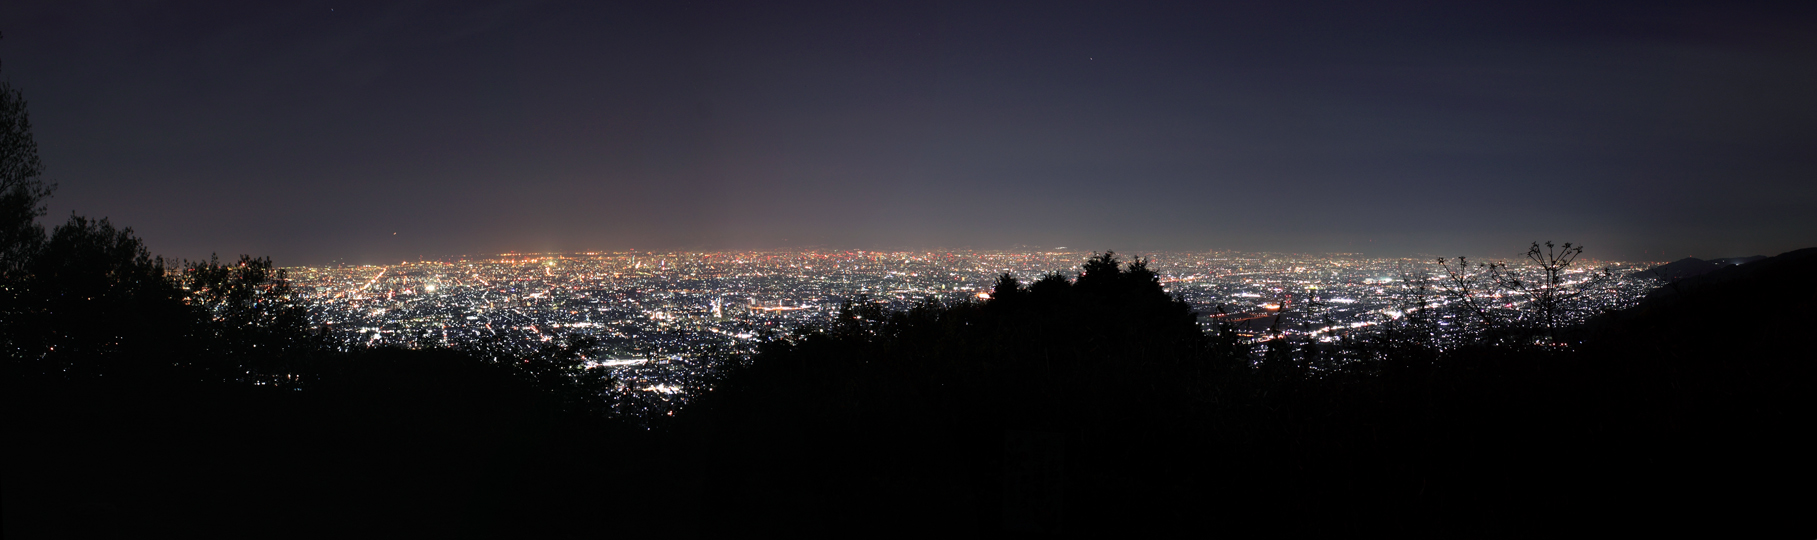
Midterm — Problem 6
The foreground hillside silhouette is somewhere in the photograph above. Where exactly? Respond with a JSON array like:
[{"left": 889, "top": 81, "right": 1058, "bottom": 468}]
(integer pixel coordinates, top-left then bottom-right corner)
[
  {"left": 676, "top": 250, "right": 1813, "bottom": 536},
  {"left": 8, "top": 242, "right": 1812, "bottom": 536},
  {"left": 2, "top": 67, "right": 640, "bottom": 537}
]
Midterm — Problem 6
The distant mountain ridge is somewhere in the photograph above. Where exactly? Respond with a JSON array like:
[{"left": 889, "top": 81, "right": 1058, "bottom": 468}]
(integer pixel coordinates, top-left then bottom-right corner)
[
  {"left": 1639, "top": 253, "right": 1770, "bottom": 280},
  {"left": 1709, "top": 255, "right": 1768, "bottom": 266},
  {"left": 1634, "top": 247, "right": 1816, "bottom": 302}
]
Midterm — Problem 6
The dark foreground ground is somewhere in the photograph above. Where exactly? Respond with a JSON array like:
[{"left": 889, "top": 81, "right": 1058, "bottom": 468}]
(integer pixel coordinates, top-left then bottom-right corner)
[{"left": 7, "top": 251, "right": 1813, "bottom": 538}]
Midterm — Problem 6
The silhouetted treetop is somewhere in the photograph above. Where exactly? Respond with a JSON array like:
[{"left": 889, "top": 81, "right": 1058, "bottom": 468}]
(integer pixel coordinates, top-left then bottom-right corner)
[
  {"left": 178, "top": 254, "right": 322, "bottom": 369},
  {"left": 1, "top": 70, "right": 50, "bottom": 276},
  {"left": 6, "top": 216, "right": 186, "bottom": 375}
]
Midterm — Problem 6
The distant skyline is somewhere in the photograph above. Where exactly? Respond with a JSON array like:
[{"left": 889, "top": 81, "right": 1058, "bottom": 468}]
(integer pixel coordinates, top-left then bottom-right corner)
[{"left": 3, "top": 1, "right": 1813, "bottom": 265}]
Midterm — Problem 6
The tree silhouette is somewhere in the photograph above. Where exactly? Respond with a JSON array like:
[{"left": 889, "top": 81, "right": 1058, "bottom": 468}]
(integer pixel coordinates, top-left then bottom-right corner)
[
  {"left": 1429, "top": 241, "right": 1616, "bottom": 349},
  {"left": 681, "top": 251, "right": 1228, "bottom": 534},
  {"left": 178, "top": 254, "right": 324, "bottom": 383},
  {"left": 6, "top": 215, "right": 189, "bottom": 376},
  {"left": 0, "top": 49, "right": 51, "bottom": 278},
  {"left": 0, "top": 68, "right": 321, "bottom": 382}
]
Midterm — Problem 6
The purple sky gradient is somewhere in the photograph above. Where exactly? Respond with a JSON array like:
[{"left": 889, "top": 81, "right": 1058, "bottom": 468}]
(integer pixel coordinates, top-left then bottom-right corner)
[{"left": 3, "top": 1, "right": 1813, "bottom": 265}]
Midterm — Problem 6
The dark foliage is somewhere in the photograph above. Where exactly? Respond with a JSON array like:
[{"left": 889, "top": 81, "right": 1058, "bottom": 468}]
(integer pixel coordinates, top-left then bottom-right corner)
[
  {"left": 180, "top": 255, "right": 318, "bottom": 357},
  {"left": 3, "top": 347, "right": 676, "bottom": 539},
  {"left": 676, "top": 253, "right": 1229, "bottom": 534},
  {"left": 467, "top": 333, "right": 620, "bottom": 415},
  {"left": 4, "top": 216, "right": 189, "bottom": 376},
  {"left": 675, "top": 250, "right": 1813, "bottom": 536},
  {"left": 2, "top": 216, "right": 323, "bottom": 384},
  {"left": 2, "top": 74, "right": 648, "bottom": 537},
  {"left": 0, "top": 67, "right": 51, "bottom": 278},
  {"left": 0, "top": 215, "right": 645, "bottom": 538}
]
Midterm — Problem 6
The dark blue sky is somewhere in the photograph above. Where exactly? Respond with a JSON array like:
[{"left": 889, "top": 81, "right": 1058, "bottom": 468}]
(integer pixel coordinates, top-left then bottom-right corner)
[{"left": 4, "top": 1, "right": 1813, "bottom": 265}]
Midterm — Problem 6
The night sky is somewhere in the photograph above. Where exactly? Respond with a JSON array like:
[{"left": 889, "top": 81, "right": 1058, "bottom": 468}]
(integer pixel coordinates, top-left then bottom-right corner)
[{"left": 3, "top": 1, "right": 1813, "bottom": 265}]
